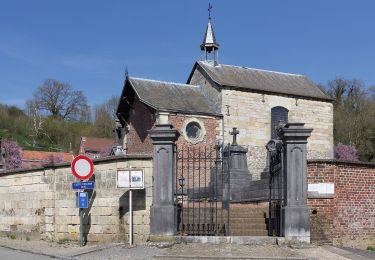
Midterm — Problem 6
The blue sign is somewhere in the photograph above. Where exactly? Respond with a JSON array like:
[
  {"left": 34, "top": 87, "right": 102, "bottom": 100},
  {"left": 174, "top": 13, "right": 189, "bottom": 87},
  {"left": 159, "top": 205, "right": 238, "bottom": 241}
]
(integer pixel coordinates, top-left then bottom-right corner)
[
  {"left": 77, "top": 192, "right": 88, "bottom": 209},
  {"left": 72, "top": 181, "right": 95, "bottom": 190}
]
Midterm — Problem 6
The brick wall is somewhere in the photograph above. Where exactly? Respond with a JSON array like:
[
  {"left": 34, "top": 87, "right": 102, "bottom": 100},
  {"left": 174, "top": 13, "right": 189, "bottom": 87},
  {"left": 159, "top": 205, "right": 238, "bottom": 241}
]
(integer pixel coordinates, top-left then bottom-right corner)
[
  {"left": 0, "top": 156, "right": 153, "bottom": 244},
  {"left": 308, "top": 160, "right": 375, "bottom": 249},
  {"left": 126, "top": 98, "right": 155, "bottom": 155},
  {"left": 169, "top": 114, "right": 220, "bottom": 149},
  {"left": 169, "top": 114, "right": 221, "bottom": 189}
]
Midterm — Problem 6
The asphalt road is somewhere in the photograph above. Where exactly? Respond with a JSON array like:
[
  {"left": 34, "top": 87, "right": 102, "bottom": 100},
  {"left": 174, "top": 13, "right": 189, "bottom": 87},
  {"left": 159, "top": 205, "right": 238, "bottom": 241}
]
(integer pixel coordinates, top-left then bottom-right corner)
[{"left": 0, "top": 246, "right": 59, "bottom": 260}]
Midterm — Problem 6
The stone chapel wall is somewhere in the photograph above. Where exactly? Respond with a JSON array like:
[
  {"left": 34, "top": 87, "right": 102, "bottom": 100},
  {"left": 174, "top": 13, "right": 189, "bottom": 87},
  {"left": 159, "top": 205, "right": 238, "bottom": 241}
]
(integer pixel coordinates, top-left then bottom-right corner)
[{"left": 222, "top": 89, "right": 334, "bottom": 180}]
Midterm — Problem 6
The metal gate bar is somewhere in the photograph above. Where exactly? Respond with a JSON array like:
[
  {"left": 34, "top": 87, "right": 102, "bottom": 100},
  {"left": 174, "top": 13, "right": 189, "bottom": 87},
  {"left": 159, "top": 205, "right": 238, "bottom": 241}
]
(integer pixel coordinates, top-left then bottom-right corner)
[
  {"left": 267, "top": 139, "right": 284, "bottom": 237},
  {"left": 175, "top": 144, "right": 229, "bottom": 236}
]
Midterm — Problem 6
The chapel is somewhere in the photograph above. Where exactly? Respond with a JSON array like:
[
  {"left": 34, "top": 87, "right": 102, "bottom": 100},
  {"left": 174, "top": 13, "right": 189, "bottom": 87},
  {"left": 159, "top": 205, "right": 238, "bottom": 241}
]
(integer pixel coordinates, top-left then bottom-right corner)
[{"left": 116, "top": 11, "right": 333, "bottom": 180}]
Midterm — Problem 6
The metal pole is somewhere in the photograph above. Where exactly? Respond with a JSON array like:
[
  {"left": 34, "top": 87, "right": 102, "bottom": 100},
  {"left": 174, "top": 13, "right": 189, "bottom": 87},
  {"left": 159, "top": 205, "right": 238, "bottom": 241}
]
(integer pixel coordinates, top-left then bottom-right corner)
[
  {"left": 79, "top": 208, "right": 84, "bottom": 246},
  {"left": 129, "top": 189, "right": 133, "bottom": 245}
]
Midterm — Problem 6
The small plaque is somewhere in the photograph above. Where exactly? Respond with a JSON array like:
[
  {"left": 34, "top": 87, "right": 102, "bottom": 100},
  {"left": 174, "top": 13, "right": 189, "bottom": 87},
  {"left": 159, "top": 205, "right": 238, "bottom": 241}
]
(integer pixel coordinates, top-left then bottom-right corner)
[{"left": 117, "top": 169, "right": 144, "bottom": 189}]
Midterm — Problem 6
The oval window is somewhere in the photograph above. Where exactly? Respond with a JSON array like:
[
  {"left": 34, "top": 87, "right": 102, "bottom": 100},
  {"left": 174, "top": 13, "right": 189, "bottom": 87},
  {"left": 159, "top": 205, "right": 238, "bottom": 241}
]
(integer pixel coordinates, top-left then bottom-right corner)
[
  {"left": 182, "top": 118, "right": 206, "bottom": 144},
  {"left": 186, "top": 122, "right": 201, "bottom": 140}
]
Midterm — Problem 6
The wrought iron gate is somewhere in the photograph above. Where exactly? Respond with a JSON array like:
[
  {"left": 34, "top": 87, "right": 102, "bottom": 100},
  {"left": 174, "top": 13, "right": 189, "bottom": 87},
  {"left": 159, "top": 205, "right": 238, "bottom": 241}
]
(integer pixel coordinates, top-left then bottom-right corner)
[
  {"left": 267, "top": 139, "right": 284, "bottom": 236},
  {"left": 174, "top": 145, "right": 230, "bottom": 236}
]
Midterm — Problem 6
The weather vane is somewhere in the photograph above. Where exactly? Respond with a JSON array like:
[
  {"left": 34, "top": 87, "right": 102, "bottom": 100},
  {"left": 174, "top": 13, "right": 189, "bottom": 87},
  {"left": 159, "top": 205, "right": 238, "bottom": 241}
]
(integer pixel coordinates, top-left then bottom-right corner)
[{"left": 208, "top": 3, "right": 212, "bottom": 19}]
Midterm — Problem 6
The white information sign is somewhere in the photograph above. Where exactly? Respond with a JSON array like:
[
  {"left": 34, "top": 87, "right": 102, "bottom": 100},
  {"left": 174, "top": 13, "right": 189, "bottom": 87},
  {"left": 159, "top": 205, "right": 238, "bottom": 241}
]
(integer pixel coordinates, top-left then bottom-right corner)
[
  {"left": 308, "top": 183, "right": 334, "bottom": 195},
  {"left": 117, "top": 169, "right": 144, "bottom": 189}
]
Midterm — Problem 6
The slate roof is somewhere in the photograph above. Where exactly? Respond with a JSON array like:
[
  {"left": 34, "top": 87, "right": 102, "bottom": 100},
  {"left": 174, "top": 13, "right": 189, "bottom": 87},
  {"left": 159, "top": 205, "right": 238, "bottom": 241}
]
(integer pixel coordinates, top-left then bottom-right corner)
[
  {"left": 193, "top": 61, "right": 332, "bottom": 101},
  {"left": 127, "top": 77, "right": 218, "bottom": 115}
]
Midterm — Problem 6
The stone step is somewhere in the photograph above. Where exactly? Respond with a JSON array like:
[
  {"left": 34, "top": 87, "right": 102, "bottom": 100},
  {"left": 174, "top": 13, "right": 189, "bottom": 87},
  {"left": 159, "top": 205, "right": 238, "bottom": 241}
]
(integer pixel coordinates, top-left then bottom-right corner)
[
  {"left": 230, "top": 212, "right": 268, "bottom": 218},
  {"left": 230, "top": 222, "right": 267, "bottom": 230},
  {"left": 229, "top": 229, "right": 268, "bottom": 236},
  {"left": 230, "top": 217, "right": 267, "bottom": 224}
]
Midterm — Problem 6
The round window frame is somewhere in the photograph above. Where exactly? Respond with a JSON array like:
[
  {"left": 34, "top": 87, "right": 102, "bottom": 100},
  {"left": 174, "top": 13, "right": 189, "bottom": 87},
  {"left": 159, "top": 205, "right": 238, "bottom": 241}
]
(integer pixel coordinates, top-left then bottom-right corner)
[{"left": 182, "top": 118, "right": 206, "bottom": 144}]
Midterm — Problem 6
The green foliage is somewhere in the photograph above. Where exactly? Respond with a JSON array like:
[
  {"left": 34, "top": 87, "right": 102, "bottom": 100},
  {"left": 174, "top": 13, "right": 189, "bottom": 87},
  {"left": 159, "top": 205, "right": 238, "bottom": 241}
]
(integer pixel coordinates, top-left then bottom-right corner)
[
  {"left": 326, "top": 77, "right": 375, "bottom": 161},
  {"left": 0, "top": 94, "right": 118, "bottom": 154},
  {"left": 7, "top": 234, "right": 16, "bottom": 240},
  {"left": 367, "top": 246, "right": 375, "bottom": 251}
]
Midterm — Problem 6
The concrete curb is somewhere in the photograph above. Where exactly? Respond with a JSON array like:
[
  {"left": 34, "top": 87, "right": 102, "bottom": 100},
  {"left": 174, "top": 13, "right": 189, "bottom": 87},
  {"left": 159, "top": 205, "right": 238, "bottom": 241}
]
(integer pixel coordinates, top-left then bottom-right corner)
[
  {"left": 153, "top": 256, "right": 307, "bottom": 260},
  {"left": 0, "top": 244, "right": 74, "bottom": 260},
  {"left": 0, "top": 242, "right": 124, "bottom": 259},
  {"left": 68, "top": 243, "right": 124, "bottom": 257},
  {"left": 323, "top": 245, "right": 374, "bottom": 260}
]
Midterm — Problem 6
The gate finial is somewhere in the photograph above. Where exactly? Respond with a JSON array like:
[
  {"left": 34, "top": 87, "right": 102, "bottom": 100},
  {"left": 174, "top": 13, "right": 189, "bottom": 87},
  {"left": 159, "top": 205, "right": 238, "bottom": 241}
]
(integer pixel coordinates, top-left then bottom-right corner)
[{"left": 229, "top": 127, "right": 239, "bottom": 145}]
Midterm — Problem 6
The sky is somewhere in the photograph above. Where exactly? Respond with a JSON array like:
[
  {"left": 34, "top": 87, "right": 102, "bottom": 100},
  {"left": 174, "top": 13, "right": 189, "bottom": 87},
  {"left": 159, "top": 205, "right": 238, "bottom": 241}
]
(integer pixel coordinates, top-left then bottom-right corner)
[{"left": 1, "top": 0, "right": 375, "bottom": 108}]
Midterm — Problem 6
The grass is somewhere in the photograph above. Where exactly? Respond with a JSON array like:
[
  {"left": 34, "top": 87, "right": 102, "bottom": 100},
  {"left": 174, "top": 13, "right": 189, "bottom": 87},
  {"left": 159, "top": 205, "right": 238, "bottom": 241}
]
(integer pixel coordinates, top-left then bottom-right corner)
[
  {"left": 367, "top": 246, "right": 375, "bottom": 251},
  {"left": 7, "top": 234, "right": 16, "bottom": 240},
  {"left": 57, "top": 238, "right": 70, "bottom": 244},
  {"left": 0, "top": 128, "right": 63, "bottom": 152}
]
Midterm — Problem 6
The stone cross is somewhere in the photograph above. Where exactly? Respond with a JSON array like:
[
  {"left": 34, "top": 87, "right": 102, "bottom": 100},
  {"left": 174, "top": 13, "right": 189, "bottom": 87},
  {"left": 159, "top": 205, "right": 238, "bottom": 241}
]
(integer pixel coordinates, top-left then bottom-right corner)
[{"left": 229, "top": 127, "right": 239, "bottom": 145}]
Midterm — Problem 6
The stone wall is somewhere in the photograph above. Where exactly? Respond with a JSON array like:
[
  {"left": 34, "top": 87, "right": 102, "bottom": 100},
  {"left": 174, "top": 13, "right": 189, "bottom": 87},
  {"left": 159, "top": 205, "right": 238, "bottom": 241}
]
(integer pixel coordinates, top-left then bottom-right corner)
[
  {"left": 307, "top": 160, "right": 375, "bottom": 249},
  {"left": 0, "top": 155, "right": 152, "bottom": 244},
  {"left": 222, "top": 89, "right": 334, "bottom": 179}
]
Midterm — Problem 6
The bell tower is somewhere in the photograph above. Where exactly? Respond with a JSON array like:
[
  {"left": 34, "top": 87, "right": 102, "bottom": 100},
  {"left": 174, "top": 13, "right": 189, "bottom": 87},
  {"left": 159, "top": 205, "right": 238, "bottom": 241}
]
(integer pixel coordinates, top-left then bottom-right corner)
[{"left": 201, "top": 3, "right": 219, "bottom": 65}]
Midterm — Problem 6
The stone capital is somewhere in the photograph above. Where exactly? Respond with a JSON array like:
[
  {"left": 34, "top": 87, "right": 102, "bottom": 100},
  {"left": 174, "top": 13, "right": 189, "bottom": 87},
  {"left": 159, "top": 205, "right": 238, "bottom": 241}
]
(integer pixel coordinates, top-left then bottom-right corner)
[
  {"left": 148, "top": 124, "right": 180, "bottom": 144},
  {"left": 280, "top": 123, "right": 313, "bottom": 144}
]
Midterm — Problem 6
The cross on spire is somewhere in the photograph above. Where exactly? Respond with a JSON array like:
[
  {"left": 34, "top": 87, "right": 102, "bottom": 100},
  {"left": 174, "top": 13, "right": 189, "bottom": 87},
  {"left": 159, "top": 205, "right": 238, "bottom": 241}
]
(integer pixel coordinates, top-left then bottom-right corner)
[
  {"left": 208, "top": 3, "right": 212, "bottom": 19},
  {"left": 229, "top": 127, "right": 239, "bottom": 145},
  {"left": 201, "top": 3, "right": 219, "bottom": 64}
]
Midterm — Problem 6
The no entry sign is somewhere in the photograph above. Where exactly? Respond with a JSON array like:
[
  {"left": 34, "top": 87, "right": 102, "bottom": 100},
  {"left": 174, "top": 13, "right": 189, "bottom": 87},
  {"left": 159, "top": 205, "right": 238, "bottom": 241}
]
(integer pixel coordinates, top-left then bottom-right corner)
[{"left": 71, "top": 155, "right": 94, "bottom": 180}]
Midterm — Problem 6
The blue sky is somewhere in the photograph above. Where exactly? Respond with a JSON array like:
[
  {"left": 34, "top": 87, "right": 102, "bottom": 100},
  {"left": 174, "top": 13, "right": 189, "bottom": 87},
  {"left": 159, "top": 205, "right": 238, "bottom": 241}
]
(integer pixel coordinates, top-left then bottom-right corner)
[{"left": 1, "top": 0, "right": 375, "bottom": 108}]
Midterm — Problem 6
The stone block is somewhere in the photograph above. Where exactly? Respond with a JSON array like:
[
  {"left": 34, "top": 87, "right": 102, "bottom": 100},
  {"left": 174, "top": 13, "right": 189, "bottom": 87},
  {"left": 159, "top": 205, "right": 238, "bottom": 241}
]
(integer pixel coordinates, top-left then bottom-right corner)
[{"left": 45, "top": 224, "right": 55, "bottom": 232}]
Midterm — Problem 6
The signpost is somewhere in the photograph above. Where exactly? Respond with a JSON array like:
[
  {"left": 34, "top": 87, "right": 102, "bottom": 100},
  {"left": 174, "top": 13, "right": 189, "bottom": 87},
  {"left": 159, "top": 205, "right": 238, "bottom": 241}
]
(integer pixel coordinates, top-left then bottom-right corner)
[
  {"left": 77, "top": 192, "right": 89, "bottom": 208},
  {"left": 72, "top": 181, "right": 95, "bottom": 190},
  {"left": 71, "top": 155, "right": 94, "bottom": 180},
  {"left": 117, "top": 169, "right": 145, "bottom": 245},
  {"left": 71, "top": 155, "right": 94, "bottom": 247}
]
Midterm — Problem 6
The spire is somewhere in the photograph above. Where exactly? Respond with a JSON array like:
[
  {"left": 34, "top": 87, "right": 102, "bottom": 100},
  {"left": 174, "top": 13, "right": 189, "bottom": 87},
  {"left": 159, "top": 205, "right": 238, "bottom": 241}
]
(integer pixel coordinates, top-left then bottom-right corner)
[{"left": 201, "top": 3, "right": 219, "bottom": 65}]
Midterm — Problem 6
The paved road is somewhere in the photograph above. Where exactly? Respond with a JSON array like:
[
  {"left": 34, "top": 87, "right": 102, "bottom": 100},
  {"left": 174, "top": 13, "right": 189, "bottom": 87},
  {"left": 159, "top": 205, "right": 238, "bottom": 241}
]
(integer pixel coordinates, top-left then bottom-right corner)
[{"left": 0, "top": 246, "right": 59, "bottom": 260}]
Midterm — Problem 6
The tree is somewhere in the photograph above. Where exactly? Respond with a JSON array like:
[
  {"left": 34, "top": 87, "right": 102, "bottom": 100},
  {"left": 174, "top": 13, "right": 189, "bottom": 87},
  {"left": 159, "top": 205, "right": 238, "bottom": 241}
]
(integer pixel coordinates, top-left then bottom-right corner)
[
  {"left": 1, "top": 139, "right": 22, "bottom": 170},
  {"left": 326, "top": 77, "right": 375, "bottom": 160},
  {"left": 30, "top": 79, "right": 90, "bottom": 120},
  {"left": 92, "top": 96, "right": 119, "bottom": 137},
  {"left": 334, "top": 143, "right": 358, "bottom": 161},
  {"left": 26, "top": 100, "right": 47, "bottom": 147}
]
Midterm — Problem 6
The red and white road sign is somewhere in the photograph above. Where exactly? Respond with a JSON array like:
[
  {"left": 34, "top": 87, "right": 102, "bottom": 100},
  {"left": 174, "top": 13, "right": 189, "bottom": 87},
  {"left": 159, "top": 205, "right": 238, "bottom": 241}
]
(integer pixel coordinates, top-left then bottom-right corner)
[{"left": 71, "top": 155, "right": 94, "bottom": 180}]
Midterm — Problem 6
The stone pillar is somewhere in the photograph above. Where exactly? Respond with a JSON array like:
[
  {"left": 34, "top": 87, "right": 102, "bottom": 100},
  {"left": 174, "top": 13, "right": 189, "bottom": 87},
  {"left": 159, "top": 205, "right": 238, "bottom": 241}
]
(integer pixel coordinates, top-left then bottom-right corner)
[
  {"left": 280, "top": 123, "right": 313, "bottom": 242},
  {"left": 148, "top": 124, "right": 179, "bottom": 235},
  {"left": 222, "top": 144, "right": 252, "bottom": 202}
]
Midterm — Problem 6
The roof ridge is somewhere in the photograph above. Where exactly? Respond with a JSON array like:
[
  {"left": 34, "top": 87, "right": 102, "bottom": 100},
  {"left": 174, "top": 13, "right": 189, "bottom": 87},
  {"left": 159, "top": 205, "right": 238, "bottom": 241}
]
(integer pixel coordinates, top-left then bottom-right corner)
[
  {"left": 129, "top": 77, "right": 200, "bottom": 88},
  {"left": 199, "top": 61, "right": 304, "bottom": 77}
]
